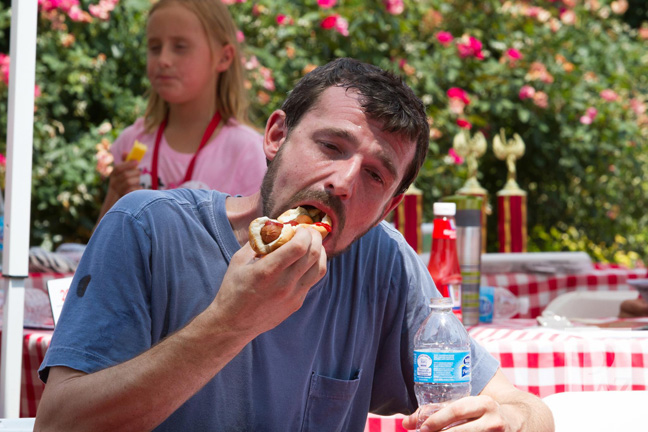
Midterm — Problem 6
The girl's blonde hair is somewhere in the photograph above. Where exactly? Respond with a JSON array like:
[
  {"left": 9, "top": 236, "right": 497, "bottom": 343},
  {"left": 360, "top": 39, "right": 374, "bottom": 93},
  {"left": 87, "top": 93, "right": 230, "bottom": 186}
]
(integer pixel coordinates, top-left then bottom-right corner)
[{"left": 143, "top": 0, "right": 249, "bottom": 132}]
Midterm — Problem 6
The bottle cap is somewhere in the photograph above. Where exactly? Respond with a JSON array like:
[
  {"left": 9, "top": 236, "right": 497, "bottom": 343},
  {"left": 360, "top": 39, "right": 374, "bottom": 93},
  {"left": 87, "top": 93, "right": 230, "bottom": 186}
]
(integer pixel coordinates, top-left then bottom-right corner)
[
  {"left": 429, "top": 297, "right": 453, "bottom": 308},
  {"left": 433, "top": 202, "right": 456, "bottom": 216}
]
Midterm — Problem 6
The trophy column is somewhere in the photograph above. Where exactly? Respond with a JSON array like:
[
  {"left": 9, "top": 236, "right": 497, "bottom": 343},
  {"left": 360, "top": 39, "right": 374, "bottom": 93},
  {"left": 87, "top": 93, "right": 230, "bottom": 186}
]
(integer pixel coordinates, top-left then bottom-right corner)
[
  {"left": 453, "top": 130, "right": 490, "bottom": 254},
  {"left": 493, "top": 130, "right": 527, "bottom": 253}
]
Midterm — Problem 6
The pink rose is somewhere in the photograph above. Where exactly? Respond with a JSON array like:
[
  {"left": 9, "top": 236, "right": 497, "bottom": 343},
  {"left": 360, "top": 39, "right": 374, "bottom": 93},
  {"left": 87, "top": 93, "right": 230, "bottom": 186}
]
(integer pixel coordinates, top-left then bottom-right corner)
[
  {"left": 321, "top": 15, "right": 349, "bottom": 37},
  {"left": 600, "top": 89, "right": 619, "bottom": 102},
  {"left": 317, "top": 0, "right": 337, "bottom": 8},
  {"left": 334, "top": 16, "right": 350, "bottom": 36},
  {"left": 630, "top": 98, "right": 646, "bottom": 116},
  {"left": 518, "top": 85, "right": 536, "bottom": 100},
  {"left": 532, "top": 91, "right": 549, "bottom": 109},
  {"left": 506, "top": 48, "right": 522, "bottom": 60},
  {"left": 448, "top": 148, "right": 464, "bottom": 165},
  {"left": 611, "top": 0, "right": 629, "bottom": 14},
  {"left": 560, "top": 9, "right": 576, "bottom": 25},
  {"left": 640, "top": 27, "right": 648, "bottom": 40},
  {"left": 456, "top": 118, "right": 472, "bottom": 129},
  {"left": 236, "top": 30, "right": 245, "bottom": 43},
  {"left": 457, "top": 36, "right": 484, "bottom": 60},
  {"left": 88, "top": 0, "right": 117, "bottom": 20},
  {"left": 321, "top": 15, "right": 337, "bottom": 30},
  {"left": 447, "top": 87, "right": 470, "bottom": 105},
  {"left": 0, "top": 53, "right": 10, "bottom": 86},
  {"left": 260, "top": 67, "right": 275, "bottom": 91},
  {"left": 580, "top": 106, "right": 597, "bottom": 125},
  {"left": 435, "top": 31, "right": 453, "bottom": 46},
  {"left": 276, "top": 14, "right": 293, "bottom": 26},
  {"left": 384, "top": 0, "right": 404, "bottom": 15}
]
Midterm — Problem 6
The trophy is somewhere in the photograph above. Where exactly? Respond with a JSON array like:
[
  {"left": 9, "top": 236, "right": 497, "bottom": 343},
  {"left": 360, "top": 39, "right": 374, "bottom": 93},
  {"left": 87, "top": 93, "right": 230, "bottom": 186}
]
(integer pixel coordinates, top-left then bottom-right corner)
[
  {"left": 493, "top": 129, "right": 527, "bottom": 252},
  {"left": 453, "top": 130, "right": 489, "bottom": 253},
  {"left": 454, "top": 130, "right": 487, "bottom": 196},
  {"left": 392, "top": 184, "right": 423, "bottom": 253}
]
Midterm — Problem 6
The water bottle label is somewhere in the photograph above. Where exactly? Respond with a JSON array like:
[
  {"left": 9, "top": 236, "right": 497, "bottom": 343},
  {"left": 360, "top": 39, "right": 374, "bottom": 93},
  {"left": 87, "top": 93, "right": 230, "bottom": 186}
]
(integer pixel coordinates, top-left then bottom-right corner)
[
  {"left": 479, "top": 286, "right": 494, "bottom": 323},
  {"left": 413, "top": 350, "right": 471, "bottom": 383}
]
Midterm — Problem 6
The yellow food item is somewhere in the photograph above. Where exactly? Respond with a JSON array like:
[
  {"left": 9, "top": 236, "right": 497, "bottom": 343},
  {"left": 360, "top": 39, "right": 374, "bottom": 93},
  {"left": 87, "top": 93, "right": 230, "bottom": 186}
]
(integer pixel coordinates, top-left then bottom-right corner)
[{"left": 125, "top": 140, "right": 147, "bottom": 162}]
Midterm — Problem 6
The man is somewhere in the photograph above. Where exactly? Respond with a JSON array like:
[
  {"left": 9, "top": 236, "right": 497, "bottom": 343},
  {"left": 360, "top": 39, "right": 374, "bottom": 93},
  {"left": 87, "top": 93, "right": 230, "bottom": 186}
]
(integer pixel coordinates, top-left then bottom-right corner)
[{"left": 35, "top": 58, "right": 553, "bottom": 431}]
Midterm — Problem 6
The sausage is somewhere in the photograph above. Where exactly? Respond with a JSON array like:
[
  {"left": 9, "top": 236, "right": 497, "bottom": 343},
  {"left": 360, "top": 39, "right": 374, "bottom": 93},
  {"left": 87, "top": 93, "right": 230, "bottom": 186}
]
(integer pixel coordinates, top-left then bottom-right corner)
[{"left": 248, "top": 206, "right": 332, "bottom": 255}]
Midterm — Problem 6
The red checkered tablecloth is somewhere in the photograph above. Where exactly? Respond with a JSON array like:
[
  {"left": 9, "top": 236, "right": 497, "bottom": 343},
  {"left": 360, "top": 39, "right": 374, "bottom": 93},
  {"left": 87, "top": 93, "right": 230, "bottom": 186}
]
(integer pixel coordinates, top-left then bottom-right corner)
[
  {"left": 481, "top": 267, "right": 647, "bottom": 318},
  {"left": 366, "top": 319, "right": 648, "bottom": 431},
  {"left": 0, "top": 329, "right": 52, "bottom": 418},
  {"left": 468, "top": 319, "right": 648, "bottom": 397}
]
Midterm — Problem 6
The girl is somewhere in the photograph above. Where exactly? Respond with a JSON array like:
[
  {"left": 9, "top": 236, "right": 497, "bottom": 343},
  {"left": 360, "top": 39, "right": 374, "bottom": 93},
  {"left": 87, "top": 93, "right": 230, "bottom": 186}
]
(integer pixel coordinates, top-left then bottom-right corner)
[{"left": 97, "top": 0, "right": 266, "bottom": 223}]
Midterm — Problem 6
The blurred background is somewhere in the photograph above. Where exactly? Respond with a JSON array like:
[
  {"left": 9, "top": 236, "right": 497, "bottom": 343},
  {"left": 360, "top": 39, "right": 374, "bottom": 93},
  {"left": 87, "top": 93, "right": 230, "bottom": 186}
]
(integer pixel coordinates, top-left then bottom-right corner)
[{"left": 0, "top": 0, "right": 646, "bottom": 265}]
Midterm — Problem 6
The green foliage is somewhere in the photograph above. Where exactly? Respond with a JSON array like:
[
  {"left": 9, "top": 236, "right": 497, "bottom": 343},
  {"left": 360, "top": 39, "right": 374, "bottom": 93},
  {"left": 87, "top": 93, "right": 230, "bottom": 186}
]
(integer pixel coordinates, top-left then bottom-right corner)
[
  {"left": 0, "top": 0, "right": 149, "bottom": 246},
  {"left": 0, "top": 0, "right": 646, "bottom": 265}
]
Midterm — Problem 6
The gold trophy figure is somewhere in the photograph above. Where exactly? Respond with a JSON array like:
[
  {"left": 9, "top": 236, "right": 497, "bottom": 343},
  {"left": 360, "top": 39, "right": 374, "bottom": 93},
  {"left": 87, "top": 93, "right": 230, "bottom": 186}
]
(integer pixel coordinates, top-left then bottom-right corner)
[
  {"left": 492, "top": 129, "right": 526, "bottom": 194},
  {"left": 453, "top": 130, "right": 488, "bottom": 195}
]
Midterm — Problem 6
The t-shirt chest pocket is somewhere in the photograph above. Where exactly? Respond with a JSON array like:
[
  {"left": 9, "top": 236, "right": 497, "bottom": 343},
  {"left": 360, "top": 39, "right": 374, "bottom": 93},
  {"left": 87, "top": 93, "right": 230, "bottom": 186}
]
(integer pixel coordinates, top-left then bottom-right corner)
[{"left": 300, "top": 369, "right": 362, "bottom": 432}]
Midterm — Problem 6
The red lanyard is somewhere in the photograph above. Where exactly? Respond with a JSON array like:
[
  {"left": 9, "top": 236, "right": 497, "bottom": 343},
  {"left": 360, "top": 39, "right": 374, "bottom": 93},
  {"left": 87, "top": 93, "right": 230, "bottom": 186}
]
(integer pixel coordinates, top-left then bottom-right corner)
[{"left": 150, "top": 111, "right": 222, "bottom": 190}]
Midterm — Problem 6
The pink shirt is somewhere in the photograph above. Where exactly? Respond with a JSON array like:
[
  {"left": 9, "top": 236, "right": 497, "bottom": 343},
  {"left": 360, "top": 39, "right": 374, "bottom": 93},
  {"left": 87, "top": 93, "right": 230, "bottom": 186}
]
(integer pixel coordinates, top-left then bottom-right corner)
[{"left": 111, "top": 117, "right": 266, "bottom": 196}]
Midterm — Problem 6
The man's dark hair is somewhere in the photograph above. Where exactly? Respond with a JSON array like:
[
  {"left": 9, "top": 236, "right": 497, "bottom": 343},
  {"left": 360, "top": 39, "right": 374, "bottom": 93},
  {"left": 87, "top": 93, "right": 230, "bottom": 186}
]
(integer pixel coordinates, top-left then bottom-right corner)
[{"left": 280, "top": 58, "right": 430, "bottom": 195}]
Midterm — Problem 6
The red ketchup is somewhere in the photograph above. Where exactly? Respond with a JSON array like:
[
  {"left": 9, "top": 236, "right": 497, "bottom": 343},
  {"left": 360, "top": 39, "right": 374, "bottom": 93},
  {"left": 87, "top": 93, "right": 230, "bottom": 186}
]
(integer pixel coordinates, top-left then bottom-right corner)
[{"left": 427, "top": 202, "right": 463, "bottom": 322}]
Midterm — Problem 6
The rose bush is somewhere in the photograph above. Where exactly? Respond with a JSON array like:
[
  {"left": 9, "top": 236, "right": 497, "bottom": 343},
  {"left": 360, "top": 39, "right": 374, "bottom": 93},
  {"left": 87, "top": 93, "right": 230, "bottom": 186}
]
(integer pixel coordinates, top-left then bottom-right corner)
[{"left": 0, "top": 0, "right": 646, "bottom": 265}]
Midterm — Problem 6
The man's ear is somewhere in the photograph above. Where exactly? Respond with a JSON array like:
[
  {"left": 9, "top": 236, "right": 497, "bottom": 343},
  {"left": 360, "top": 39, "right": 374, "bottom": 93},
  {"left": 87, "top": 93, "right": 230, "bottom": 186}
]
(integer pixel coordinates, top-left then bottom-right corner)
[
  {"left": 214, "top": 44, "right": 234, "bottom": 72},
  {"left": 263, "top": 110, "right": 287, "bottom": 161},
  {"left": 380, "top": 193, "right": 404, "bottom": 220}
]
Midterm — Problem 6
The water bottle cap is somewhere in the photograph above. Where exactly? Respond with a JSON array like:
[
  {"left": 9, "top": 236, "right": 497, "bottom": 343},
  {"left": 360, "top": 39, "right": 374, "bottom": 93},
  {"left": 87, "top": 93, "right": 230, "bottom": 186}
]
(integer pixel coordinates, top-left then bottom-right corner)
[
  {"left": 429, "top": 297, "right": 453, "bottom": 308},
  {"left": 433, "top": 202, "right": 456, "bottom": 216}
]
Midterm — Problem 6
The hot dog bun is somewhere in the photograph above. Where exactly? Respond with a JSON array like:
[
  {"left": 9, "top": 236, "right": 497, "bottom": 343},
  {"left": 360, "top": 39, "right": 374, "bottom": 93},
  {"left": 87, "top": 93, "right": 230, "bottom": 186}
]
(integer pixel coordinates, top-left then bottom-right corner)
[{"left": 249, "top": 206, "right": 332, "bottom": 255}]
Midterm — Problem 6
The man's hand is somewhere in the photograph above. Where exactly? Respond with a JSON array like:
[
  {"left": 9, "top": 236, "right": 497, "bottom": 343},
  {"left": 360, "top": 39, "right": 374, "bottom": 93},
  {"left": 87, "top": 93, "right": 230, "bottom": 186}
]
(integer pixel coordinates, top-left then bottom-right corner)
[
  {"left": 619, "top": 296, "right": 648, "bottom": 318},
  {"left": 402, "top": 395, "right": 509, "bottom": 432},
  {"left": 207, "top": 225, "right": 328, "bottom": 339},
  {"left": 401, "top": 370, "right": 553, "bottom": 432}
]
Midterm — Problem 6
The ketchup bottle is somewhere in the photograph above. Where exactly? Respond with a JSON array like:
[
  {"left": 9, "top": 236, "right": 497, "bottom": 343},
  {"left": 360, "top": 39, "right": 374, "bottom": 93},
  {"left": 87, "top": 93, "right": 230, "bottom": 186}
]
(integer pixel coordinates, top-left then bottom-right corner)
[{"left": 427, "top": 202, "right": 463, "bottom": 321}]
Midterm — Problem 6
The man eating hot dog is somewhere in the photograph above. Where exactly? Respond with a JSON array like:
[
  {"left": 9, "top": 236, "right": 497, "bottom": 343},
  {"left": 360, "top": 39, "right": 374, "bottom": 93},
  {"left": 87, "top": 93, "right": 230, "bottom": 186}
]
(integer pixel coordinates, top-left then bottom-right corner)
[{"left": 36, "top": 58, "right": 554, "bottom": 432}]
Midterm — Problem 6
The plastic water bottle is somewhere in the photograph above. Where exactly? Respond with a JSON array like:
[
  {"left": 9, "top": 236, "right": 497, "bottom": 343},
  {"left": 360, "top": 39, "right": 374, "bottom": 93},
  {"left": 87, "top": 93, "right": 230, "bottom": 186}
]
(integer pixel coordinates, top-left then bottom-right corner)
[
  {"left": 413, "top": 297, "right": 471, "bottom": 430},
  {"left": 427, "top": 202, "right": 463, "bottom": 321},
  {"left": 479, "top": 286, "right": 530, "bottom": 323}
]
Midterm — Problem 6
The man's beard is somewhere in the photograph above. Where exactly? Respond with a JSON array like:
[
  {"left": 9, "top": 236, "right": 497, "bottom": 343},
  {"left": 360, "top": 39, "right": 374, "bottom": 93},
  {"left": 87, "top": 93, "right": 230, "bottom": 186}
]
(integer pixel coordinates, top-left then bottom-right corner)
[{"left": 260, "top": 144, "right": 389, "bottom": 258}]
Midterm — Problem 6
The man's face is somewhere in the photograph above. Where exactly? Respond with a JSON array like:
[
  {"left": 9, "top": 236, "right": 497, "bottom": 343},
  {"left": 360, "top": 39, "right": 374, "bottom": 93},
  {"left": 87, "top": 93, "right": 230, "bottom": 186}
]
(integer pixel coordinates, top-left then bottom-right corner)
[{"left": 261, "top": 86, "right": 416, "bottom": 257}]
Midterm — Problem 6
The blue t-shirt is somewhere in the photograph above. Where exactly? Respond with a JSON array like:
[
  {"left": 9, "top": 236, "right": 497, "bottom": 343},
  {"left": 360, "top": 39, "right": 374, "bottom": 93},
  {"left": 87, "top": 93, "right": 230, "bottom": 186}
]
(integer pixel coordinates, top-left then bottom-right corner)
[{"left": 40, "top": 189, "right": 498, "bottom": 431}]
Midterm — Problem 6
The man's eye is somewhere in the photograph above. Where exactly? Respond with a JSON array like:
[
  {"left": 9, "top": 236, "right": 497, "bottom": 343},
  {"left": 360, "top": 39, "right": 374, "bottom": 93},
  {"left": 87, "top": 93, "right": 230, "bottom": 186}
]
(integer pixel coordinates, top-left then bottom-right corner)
[
  {"left": 322, "top": 142, "right": 341, "bottom": 153},
  {"left": 367, "top": 169, "right": 384, "bottom": 184}
]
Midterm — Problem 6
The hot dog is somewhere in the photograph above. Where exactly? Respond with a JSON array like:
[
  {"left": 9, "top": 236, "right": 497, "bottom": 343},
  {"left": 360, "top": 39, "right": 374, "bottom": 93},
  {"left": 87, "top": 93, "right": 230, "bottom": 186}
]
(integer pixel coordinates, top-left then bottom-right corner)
[{"left": 249, "top": 206, "right": 332, "bottom": 255}]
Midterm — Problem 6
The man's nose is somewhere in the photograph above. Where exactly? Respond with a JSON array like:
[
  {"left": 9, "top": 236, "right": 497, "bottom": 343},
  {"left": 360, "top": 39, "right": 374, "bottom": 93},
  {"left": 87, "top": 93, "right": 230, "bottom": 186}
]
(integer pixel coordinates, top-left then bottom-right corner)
[{"left": 325, "top": 158, "right": 361, "bottom": 200}]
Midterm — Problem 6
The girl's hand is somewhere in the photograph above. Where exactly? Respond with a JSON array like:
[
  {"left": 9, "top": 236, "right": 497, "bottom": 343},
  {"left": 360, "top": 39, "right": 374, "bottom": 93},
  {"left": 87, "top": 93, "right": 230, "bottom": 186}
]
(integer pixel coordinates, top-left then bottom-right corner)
[{"left": 109, "top": 155, "right": 142, "bottom": 198}]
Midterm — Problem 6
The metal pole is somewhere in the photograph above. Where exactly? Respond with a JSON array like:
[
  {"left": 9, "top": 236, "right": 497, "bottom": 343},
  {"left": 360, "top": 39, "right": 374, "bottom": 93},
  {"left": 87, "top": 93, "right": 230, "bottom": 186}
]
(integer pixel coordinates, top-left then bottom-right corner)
[{"left": 0, "top": 0, "right": 37, "bottom": 418}]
